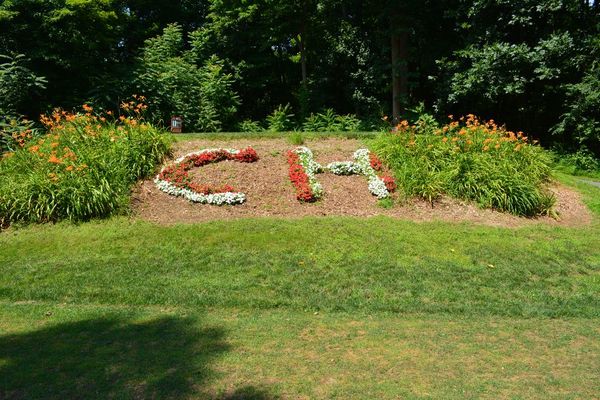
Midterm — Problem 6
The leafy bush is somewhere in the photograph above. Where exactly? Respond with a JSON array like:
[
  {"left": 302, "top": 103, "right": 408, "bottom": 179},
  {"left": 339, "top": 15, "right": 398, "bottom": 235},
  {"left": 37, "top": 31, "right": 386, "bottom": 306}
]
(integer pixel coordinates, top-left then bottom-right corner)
[
  {"left": 0, "top": 54, "right": 46, "bottom": 116},
  {"left": 552, "top": 64, "right": 600, "bottom": 156},
  {"left": 237, "top": 119, "right": 263, "bottom": 132},
  {"left": 136, "top": 24, "right": 239, "bottom": 132},
  {"left": 370, "top": 116, "right": 555, "bottom": 217},
  {"left": 302, "top": 109, "right": 362, "bottom": 132},
  {"left": 266, "top": 104, "right": 294, "bottom": 132},
  {"left": 552, "top": 148, "right": 600, "bottom": 178},
  {"left": 404, "top": 103, "right": 439, "bottom": 135},
  {"left": 236, "top": 106, "right": 369, "bottom": 133},
  {"left": 288, "top": 132, "right": 305, "bottom": 145},
  {"left": 435, "top": 29, "right": 583, "bottom": 145},
  {"left": 301, "top": 113, "right": 321, "bottom": 132},
  {"left": 335, "top": 114, "right": 363, "bottom": 132},
  {"left": 0, "top": 102, "right": 171, "bottom": 225}
]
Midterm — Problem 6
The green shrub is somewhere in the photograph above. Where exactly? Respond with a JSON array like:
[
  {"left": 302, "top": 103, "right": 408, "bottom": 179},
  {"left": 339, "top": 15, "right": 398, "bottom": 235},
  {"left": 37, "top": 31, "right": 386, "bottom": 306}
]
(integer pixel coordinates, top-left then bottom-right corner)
[
  {"left": 266, "top": 104, "right": 294, "bottom": 131},
  {"left": 0, "top": 54, "right": 46, "bottom": 117},
  {"left": 552, "top": 148, "right": 600, "bottom": 178},
  {"left": 301, "top": 113, "right": 322, "bottom": 132},
  {"left": 0, "top": 104, "right": 171, "bottom": 225},
  {"left": 302, "top": 108, "right": 362, "bottom": 132},
  {"left": 136, "top": 24, "right": 239, "bottom": 132},
  {"left": 312, "top": 109, "right": 337, "bottom": 131},
  {"left": 370, "top": 115, "right": 555, "bottom": 217},
  {"left": 335, "top": 114, "right": 362, "bottom": 132},
  {"left": 237, "top": 119, "right": 263, "bottom": 132},
  {"left": 288, "top": 131, "right": 305, "bottom": 145},
  {"left": 405, "top": 103, "right": 439, "bottom": 135},
  {"left": 552, "top": 64, "right": 600, "bottom": 157}
]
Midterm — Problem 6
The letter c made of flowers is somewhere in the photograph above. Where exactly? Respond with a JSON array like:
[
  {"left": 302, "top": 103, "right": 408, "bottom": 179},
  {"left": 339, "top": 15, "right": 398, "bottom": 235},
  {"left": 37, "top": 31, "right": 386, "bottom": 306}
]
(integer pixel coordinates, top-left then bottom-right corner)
[{"left": 154, "top": 147, "right": 259, "bottom": 205}]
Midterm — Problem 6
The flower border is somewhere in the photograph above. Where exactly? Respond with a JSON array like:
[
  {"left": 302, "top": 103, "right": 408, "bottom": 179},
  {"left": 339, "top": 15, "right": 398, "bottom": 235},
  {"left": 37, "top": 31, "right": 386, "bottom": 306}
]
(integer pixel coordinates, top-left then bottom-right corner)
[
  {"left": 154, "top": 147, "right": 259, "bottom": 205},
  {"left": 287, "top": 146, "right": 323, "bottom": 202},
  {"left": 327, "top": 149, "right": 395, "bottom": 199}
]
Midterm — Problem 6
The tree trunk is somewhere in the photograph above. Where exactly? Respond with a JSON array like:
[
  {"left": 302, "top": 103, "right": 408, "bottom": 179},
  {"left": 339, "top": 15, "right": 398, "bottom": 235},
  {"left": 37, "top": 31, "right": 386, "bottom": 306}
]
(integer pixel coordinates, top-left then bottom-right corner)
[
  {"left": 391, "top": 31, "right": 408, "bottom": 123},
  {"left": 300, "top": 31, "right": 307, "bottom": 87},
  {"left": 299, "top": 2, "right": 308, "bottom": 89}
]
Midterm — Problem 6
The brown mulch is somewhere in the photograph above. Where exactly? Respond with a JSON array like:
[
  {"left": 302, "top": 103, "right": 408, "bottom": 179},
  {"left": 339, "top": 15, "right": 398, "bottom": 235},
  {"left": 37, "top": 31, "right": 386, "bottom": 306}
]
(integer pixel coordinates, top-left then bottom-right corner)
[{"left": 131, "top": 138, "right": 593, "bottom": 228}]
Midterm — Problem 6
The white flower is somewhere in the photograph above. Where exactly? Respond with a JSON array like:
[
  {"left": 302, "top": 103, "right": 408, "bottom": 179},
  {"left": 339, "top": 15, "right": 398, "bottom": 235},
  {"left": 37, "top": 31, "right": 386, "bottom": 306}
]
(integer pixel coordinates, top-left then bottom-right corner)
[
  {"left": 327, "top": 161, "right": 363, "bottom": 175},
  {"left": 326, "top": 148, "right": 390, "bottom": 198},
  {"left": 291, "top": 146, "right": 324, "bottom": 200},
  {"left": 368, "top": 176, "right": 390, "bottom": 199}
]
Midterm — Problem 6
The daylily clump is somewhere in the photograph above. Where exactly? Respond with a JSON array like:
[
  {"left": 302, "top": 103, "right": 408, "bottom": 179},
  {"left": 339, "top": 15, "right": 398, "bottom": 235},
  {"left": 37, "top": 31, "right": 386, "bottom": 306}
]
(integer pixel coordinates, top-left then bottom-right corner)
[
  {"left": 0, "top": 97, "right": 171, "bottom": 225},
  {"left": 371, "top": 115, "right": 555, "bottom": 216}
]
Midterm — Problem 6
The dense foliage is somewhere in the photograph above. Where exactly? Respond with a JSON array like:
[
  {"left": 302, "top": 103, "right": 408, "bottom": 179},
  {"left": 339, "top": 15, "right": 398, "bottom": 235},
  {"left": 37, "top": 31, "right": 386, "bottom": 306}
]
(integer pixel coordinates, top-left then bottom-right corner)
[
  {"left": 0, "top": 54, "right": 46, "bottom": 117},
  {"left": 552, "top": 63, "right": 600, "bottom": 155},
  {"left": 370, "top": 116, "right": 555, "bottom": 216},
  {"left": 0, "top": 102, "right": 171, "bottom": 225},
  {"left": 236, "top": 107, "right": 369, "bottom": 132},
  {"left": 0, "top": 0, "right": 598, "bottom": 154},
  {"left": 136, "top": 24, "right": 239, "bottom": 132}
]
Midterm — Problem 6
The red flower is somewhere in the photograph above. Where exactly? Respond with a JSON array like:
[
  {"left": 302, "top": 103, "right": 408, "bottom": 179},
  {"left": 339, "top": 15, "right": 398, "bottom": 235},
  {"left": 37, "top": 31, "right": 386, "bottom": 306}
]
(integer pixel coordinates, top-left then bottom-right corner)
[
  {"left": 235, "top": 147, "right": 259, "bottom": 162},
  {"left": 369, "top": 154, "right": 383, "bottom": 171},
  {"left": 159, "top": 148, "right": 258, "bottom": 195},
  {"left": 382, "top": 175, "right": 396, "bottom": 192},
  {"left": 287, "top": 151, "right": 317, "bottom": 202}
]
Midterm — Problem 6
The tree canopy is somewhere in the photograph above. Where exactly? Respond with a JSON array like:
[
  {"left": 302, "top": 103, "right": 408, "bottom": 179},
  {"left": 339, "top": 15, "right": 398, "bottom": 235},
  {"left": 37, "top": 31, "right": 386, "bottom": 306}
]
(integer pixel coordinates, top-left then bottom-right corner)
[{"left": 1, "top": 0, "right": 598, "bottom": 152}]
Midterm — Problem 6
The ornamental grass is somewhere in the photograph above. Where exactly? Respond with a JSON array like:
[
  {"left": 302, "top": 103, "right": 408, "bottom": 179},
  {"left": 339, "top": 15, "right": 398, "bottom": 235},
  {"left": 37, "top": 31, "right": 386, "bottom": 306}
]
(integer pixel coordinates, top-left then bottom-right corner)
[
  {"left": 0, "top": 99, "right": 171, "bottom": 225},
  {"left": 370, "top": 115, "right": 555, "bottom": 217}
]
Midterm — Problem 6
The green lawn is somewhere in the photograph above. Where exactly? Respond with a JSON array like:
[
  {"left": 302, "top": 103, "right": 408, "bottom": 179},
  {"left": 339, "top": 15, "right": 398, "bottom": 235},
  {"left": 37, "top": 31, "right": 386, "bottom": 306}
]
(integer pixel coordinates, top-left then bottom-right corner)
[{"left": 0, "top": 173, "right": 599, "bottom": 398}]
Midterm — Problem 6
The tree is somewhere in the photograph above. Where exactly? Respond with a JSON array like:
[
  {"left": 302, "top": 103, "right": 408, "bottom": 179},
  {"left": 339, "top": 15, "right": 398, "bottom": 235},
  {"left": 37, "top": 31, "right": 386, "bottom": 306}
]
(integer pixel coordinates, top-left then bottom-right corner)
[
  {"left": 434, "top": 0, "right": 599, "bottom": 145},
  {"left": 0, "top": 0, "right": 123, "bottom": 111},
  {"left": 0, "top": 0, "right": 210, "bottom": 114},
  {"left": 0, "top": 54, "right": 46, "bottom": 117},
  {"left": 136, "top": 24, "right": 239, "bottom": 132}
]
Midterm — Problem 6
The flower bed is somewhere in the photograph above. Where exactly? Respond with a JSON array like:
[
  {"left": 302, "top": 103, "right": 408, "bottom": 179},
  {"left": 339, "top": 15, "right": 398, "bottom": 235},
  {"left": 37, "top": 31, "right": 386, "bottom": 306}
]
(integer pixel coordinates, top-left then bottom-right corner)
[
  {"left": 286, "top": 146, "right": 395, "bottom": 202},
  {"left": 327, "top": 149, "right": 395, "bottom": 199},
  {"left": 155, "top": 147, "right": 259, "bottom": 205},
  {"left": 287, "top": 147, "right": 323, "bottom": 202},
  {"left": 370, "top": 115, "right": 555, "bottom": 216}
]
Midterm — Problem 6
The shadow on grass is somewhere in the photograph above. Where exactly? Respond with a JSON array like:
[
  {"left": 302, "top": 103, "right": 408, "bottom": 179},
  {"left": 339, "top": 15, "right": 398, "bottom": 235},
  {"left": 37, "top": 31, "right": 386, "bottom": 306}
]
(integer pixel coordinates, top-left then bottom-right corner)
[
  {"left": 216, "top": 386, "right": 281, "bottom": 400},
  {"left": 0, "top": 316, "right": 279, "bottom": 399}
]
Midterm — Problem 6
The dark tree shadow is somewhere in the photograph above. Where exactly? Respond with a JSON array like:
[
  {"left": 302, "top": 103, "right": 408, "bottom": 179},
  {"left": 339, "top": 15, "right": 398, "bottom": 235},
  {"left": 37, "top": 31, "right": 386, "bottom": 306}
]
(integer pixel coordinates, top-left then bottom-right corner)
[
  {"left": 0, "top": 316, "right": 231, "bottom": 399},
  {"left": 216, "top": 386, "right": 281, "bottom": 400}
]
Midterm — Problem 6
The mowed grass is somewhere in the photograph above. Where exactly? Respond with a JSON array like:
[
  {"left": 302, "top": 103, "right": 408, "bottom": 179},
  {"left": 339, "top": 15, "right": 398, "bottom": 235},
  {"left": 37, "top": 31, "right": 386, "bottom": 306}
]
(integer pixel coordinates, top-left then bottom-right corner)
[
  {"left": 0, "top": 173, "right": 599, "bottom": 398},
  {"left": 1, "top": 216, "right": 599, "bottom": 317},
  {"left": 1, "top": 303, "right": 598, "bottom": 399}
]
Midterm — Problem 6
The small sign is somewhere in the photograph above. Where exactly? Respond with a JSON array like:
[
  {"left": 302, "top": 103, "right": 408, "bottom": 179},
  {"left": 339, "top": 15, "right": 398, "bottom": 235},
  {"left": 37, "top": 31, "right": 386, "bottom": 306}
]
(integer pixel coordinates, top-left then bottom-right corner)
[{"left": 171, "top": 116, "right": 183, "bottom": 133}]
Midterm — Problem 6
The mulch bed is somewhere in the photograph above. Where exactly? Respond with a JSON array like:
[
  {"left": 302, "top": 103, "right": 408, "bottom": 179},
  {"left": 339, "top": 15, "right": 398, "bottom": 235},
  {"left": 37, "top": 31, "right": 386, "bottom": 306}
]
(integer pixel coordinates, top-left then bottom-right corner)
[{"left": 132, "top": 138, "right": 592, "bottom": 228}]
